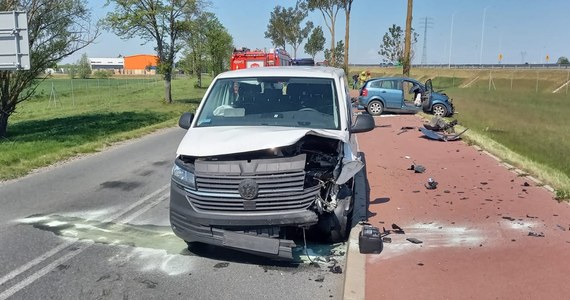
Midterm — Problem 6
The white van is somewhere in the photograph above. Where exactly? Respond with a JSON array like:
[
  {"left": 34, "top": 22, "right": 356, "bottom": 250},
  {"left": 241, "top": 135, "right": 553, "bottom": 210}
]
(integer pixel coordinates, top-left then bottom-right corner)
[{"left": 170, "top": 67, "right": 375, "bottom": 259}]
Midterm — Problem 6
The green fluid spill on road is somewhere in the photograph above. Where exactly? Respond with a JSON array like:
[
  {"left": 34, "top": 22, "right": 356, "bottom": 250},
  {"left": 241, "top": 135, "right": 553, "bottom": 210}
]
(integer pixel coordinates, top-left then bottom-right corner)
[{"left": 21, "top": 214, "right": 188, "bottom": 255}]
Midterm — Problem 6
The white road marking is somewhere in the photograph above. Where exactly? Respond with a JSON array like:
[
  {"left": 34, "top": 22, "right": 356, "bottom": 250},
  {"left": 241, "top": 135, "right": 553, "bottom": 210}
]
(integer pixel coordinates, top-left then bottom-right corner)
[
  {"left": 0, "top": 240, "right": 75, "bottom": 287},
  {"left": 0, "top": 242, "right": 92, "bottom": 300},
  {"left": 1, "top": 184, "right": 170, "bottom": 297},
  {"left": 103, "top": 184, "right": 169, "bottom": 222},
  {"left": 118, "top": 193, "right": 169, "bottom": 224}
]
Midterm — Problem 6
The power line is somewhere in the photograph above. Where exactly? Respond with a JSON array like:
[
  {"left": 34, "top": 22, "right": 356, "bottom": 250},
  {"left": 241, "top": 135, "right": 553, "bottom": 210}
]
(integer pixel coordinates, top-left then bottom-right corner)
[{"left": 417, "top": 17, "right": 434, "bottom": 65}]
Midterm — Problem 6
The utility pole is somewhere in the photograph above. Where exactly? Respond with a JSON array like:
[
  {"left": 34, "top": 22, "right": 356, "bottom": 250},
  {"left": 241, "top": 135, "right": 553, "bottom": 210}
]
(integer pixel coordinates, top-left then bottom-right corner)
[
  {"left": 403, "top": 0, "right": 413, "bottom": 76},
  {"left": 418, "top": 17, "right": 434, "bottom": 65}
]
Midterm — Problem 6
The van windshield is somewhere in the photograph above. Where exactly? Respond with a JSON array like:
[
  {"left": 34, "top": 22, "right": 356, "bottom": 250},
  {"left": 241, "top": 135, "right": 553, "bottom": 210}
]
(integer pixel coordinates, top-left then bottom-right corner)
[{"left": 195, "top": 77, "right": 340, "bottom": 130}]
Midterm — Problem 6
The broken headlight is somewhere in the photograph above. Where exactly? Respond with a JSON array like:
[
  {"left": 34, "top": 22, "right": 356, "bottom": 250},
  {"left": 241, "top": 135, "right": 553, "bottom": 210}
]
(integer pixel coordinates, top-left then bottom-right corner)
[{"left": 172, "top": 163, "right": 196, "bottom": 189}]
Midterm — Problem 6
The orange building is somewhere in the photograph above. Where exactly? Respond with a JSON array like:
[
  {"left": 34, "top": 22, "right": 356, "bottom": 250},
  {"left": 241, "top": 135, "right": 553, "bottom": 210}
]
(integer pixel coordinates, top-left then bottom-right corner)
[{"left": 124, "top": 54, "right": 159, "bottom": 75}]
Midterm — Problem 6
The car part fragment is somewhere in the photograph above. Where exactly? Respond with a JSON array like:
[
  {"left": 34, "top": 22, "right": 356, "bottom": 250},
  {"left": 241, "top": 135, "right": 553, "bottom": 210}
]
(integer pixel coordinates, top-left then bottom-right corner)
[{"left": 420, "top": 127, "right": 468, "bottom": 142}]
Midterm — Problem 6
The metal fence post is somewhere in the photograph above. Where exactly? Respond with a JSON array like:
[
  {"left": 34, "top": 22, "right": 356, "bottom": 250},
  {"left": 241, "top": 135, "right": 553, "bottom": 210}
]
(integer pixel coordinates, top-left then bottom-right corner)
[
  {"left": 71, "top": 79, "right": 75, "bottom": 106},
  {"left": 536, "top": 71, "right": 538, "bottom": 93},
  {"left": 566, "top": 70, "right": 570, "bottom": 95}
]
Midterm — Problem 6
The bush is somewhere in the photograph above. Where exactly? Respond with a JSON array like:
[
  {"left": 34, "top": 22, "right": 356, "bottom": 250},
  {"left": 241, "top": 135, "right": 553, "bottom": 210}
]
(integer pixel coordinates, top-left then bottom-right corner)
[{"left": 93, "top": 70, "right": 113, "bottom": 78}]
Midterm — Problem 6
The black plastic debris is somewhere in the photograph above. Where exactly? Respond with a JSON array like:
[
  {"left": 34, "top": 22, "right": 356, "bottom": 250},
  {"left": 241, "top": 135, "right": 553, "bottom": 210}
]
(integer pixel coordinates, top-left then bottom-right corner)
[
  {"left": 359, "top": 225, "right": 383, "bottom": 254},
  {"left": 502, "top": 216, "right": 515, "bottom": 221},
  {"left": 425, "top": 178, "right": 438, "bottom": 190},
  {"left": 382, "top": 237, "right": 392, "bottom": 243},
  {"left": 329, "top": 265, "right": 343, "bottom": 274},
  {"left": 391, "top": 223, "right": 405, "bottom": 234},
  {"left": 397, "top": 126, "right": 416, "bottom": 135},
  {"left": 406, "top": 237, "right": 423, "bottom": 244},
  {"left": 528, "top": 231, "right": 545, "bottom": 237},
  {"left": 408, "top": 163, "right": 426, "bottom": 173},
  {"left": 315, "top": 275, "right": 325, "bottom": 282},
  {"left": 523, "top": 182, "right": 530, "bottom": 187}
]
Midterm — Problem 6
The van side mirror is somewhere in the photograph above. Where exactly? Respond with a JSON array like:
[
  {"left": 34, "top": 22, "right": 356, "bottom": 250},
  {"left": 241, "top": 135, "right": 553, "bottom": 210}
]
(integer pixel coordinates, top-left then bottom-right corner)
[
  {"left": 178, "top": 112, "right": 194, "bottom": 129},
  {"left": 350, "top": 114, "right": 375, "bottom": 133}
]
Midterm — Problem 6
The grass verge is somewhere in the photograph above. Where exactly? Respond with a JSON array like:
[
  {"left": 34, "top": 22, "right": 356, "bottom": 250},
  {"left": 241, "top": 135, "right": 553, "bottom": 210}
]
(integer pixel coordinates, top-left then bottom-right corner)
[{"left": 0, "top": 76, "right": 208, "bottom": 180}]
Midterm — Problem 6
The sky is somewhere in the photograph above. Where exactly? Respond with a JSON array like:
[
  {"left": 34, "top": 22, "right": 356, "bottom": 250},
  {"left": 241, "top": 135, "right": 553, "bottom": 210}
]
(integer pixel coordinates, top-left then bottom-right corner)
[{"left": 64, "top": 0, "right": 570, "bottom": 65}]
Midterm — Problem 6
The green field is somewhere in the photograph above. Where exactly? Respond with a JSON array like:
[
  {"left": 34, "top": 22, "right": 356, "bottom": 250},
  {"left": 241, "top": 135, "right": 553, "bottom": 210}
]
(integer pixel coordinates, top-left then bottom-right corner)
[
  {"left": 1, "top": 76, "right": 207, "bottom": 180},
  {"left": 2, "top": 69, "right": 569, "bottom": 199}
]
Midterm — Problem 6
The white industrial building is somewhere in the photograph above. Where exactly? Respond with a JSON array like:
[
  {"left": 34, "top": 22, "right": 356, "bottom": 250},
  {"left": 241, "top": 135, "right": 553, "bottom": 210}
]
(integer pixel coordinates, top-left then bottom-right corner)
[{"left": 88, "top": 58, "right": 124, "bottom": 71}]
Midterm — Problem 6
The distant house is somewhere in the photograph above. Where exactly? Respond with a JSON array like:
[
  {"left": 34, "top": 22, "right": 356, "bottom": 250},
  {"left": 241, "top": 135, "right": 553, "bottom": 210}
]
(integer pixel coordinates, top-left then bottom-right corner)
[{"left": 124, "top": 54, "right": 159, "bottom": 75}]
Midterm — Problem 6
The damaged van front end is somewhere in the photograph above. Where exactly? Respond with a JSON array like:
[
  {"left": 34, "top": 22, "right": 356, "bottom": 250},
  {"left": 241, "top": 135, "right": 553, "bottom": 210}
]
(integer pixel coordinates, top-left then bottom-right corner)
[{"left": 170, "top": 67, "right": 374, "bottom": 259}]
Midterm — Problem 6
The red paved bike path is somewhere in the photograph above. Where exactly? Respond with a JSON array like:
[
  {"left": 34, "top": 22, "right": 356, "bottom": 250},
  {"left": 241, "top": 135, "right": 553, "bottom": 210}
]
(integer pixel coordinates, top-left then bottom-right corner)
[{"left": 357, "top": 114, "right": 570, "bottom": 300}]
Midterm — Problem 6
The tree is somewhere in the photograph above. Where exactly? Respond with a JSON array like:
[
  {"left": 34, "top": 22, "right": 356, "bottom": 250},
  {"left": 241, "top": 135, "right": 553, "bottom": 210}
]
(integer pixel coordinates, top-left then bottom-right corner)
[
  {"left": 0, "top": 0, "right": 98, "bottom": 138},
  {"left": 68, "top": 65, "right": 78, "bottom": 79},
  {"left": 324, "top": 40, "right": 344, "bottom": 67},
  {"left": 264, "top": 5, "right": 287, "bottom": 49},
  {"left": 183, "top": 12, "right": 233, "bottom": 86},
  {"left": 203, "top": 16, "right": 233, "bottom": 76},
  {"left": 265, "top": 1, "right": 313, "bottom": 58},
  {"left": 557, "top": 56, "right": 569, "bottom": 65},
  {"left": 378, "top": 24, "right": 418, "bottom": 65},
  {"left": 285, "top": 1, "right": 313, "bottom": 59},
  {"left": 308, "top": 0, "right": 342, "bottom": 65},
  {"left": 104, "top": 0, "right": 203, "bottom": 103},
  {"left": 184, "top": 12, "right": 209, "bottom": 87},
  {"left": 403, "top": 0, "right": 413, "bottom": 76},
  {"left": 304, "top": 26, "right": 326, "bottom": 60},
  {"left": 340, "top": 0, "right": 354, "bottom": 74},
  {"left": 77, "top": 53, "right": 91, "bottom": 79}
]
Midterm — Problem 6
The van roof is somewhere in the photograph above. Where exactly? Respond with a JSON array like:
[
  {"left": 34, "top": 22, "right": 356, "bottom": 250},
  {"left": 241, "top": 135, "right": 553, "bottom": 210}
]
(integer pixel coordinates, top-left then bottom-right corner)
[{"left": 217, "top": 66, "right": 345, "bottom": 79}]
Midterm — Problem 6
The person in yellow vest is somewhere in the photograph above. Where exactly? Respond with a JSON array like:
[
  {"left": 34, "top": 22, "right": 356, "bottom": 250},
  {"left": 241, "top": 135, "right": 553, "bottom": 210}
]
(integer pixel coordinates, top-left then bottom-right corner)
[{"left": 359, "top": 71, "right": 367, "bottom": 87}]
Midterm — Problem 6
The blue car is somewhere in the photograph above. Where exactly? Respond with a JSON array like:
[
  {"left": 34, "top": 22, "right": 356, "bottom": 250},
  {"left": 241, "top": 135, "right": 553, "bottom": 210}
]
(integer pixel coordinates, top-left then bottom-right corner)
[{"left": 358, "top": 77, "right": 454, "bottom": 117}]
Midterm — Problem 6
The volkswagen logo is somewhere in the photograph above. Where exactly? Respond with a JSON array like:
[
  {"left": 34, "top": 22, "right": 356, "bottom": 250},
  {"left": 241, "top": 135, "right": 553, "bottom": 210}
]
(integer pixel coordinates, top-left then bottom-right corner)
[{"left": 238, "top": 179, "right": 259, "bottom": 200}]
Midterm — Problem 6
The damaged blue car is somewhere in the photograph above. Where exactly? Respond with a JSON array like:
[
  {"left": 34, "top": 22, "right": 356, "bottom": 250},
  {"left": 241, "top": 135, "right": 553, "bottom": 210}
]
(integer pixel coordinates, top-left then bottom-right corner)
[{"left": 358, "top": 77, "right": 454, "bottom": 117}]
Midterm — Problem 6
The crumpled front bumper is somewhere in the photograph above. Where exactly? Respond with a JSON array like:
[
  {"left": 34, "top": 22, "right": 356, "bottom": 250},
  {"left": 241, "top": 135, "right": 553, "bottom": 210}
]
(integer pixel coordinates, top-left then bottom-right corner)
[{"left": 169, "top": 182, "right": 319, "bottom": 259}]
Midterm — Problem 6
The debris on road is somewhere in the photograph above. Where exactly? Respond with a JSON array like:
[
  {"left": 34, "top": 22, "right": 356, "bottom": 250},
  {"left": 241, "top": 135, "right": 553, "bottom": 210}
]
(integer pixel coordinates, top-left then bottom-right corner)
[
  {"left": 398, "top": 126, "right": 416, "bottom": 135},
  {"left": 408, "top": 163, "right": 426, "bottom": 173},
  {"left": 420, "top": 127, "right": 468, "bottom": 142},
  {"left": 523, "top": 182, "right": 530, "bottom": 187},
  {"left": 528, "top": 231, "right": 545, "bottom": 238},
  {"left": 359, "top": 225, "right": 383, "bottom": 254},
  {"left": 406, "top": 237, "right": 423, "bottom": 244},
  {"left": 424, "top": 117, "right": 458, "bottom": 132},
  {"left": 502, "top": 216, "right": 516, "bottom": 221},
  {"left": 329, "top": 265, "right": 343, "bottom": 274},
  {"left": 382, "top": 237, "right": 392, "bottom": 243},
  {"left": 425, "top": 178, "right": 438, "bottom": 190},
  {"left": 391, "top": 223, "right": 405, "bottom": 234},
  {"left": 315, "top": 275, "right": 325, "bottom": 282}
]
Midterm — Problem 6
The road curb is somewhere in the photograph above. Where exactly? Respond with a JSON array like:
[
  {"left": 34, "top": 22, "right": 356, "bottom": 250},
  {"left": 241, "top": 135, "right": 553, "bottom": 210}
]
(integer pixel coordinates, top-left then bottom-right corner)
[{"left": 343, "top": 224, "right": 365, "bottom": 300}]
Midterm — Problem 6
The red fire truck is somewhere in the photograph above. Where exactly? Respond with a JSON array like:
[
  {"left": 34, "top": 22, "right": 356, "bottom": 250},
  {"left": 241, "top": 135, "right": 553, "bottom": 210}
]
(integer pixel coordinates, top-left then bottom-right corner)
[{"left": 230, "top": 48, "right": 292, "bottom": 70}]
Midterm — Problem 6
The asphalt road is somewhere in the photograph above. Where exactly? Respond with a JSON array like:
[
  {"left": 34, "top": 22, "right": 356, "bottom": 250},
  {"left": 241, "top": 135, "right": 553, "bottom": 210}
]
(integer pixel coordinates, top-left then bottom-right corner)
[{"left": 0, "top": 128, "right": 346, "bottom": 300}]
